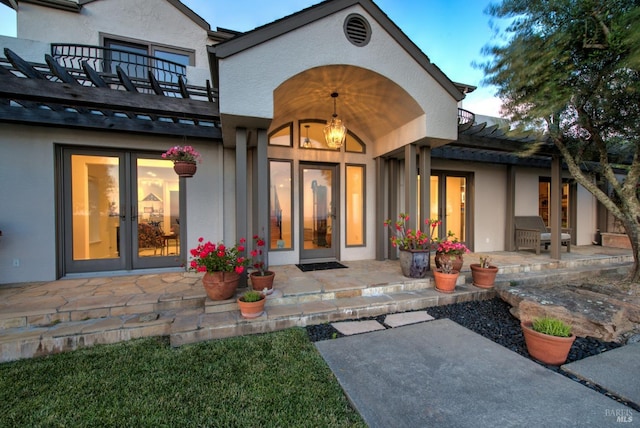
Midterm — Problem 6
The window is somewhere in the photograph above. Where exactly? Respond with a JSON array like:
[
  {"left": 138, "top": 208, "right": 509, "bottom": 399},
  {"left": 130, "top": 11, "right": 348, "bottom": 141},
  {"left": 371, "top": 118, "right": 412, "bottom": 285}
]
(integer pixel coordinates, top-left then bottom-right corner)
[
  {"left": 299, "top": 121, "right": 366, "bottom": 152},
  {"left": 269, "top": 123, "right": 292, "bottom": 147},
  {"left": 346, "top": 164, "right": 365, "bottom": 246},
  {"left": 269, "top": 160, "right": 293, "bottom": 249},
  {"left": 103, "top": 37, "right": 193, "bottom": 83}
]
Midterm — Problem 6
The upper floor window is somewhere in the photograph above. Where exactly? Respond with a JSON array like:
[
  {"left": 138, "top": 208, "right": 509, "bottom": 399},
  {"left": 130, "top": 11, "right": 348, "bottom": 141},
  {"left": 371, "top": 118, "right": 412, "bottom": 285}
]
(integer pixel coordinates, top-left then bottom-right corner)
[{"left": 103, "top": 37, "right": 194, "bottom": 83}]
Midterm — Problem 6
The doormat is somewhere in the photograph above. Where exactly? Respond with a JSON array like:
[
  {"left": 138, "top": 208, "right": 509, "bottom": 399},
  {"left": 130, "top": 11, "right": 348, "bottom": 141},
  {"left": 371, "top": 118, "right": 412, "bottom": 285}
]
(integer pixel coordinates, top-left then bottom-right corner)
[{"left": 296, "top": 262, "right": 348, "bottom": 272}]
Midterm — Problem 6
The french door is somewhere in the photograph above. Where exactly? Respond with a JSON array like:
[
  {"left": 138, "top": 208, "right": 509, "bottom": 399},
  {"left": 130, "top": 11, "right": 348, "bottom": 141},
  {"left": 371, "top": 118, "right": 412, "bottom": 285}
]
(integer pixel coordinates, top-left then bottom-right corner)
[
  {"left": 61, "top": 148, "right": 182, "bottom": 274},
  {"left": 430, "top": 171, "right": 473, "bottom": 246},
  {"left": 299, "top": 163, "right": 339, "bottom": 261}
]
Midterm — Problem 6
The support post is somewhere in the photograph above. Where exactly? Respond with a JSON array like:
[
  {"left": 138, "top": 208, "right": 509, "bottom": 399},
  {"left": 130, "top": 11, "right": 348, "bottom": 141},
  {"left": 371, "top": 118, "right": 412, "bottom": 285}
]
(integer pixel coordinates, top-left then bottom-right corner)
[
  {"left": 505, "top": 165, "right": 516, "bottom": 251},
  {"left": 404, "top": 144, "right": 417, "bottom": 231},
  {"left": 376, "top": 157, "right": 387, "bottom": 261},
  {"left": 550, "top": 155, "right": 562, "bottom": 259},
  {"left": 419, "top": 146, "right": 431, "bottom": 228},
  {"left": 236, "top": 128, "right": 248, "bottom": 286}
]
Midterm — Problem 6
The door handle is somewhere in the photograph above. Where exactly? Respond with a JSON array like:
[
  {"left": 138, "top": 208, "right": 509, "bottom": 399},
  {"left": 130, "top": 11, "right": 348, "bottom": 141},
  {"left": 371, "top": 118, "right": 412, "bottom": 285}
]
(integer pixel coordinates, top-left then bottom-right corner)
[{"left": 131, "top": 205, "right": 137, "bottom": 220}]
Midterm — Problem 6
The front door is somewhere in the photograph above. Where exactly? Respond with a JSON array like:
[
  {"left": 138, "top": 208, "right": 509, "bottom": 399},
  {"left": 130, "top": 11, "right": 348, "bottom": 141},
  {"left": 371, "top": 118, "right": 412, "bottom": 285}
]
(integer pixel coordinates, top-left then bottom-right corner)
[
  {"left": 61, "top": 148, "right": 182, "bottom": 274},
  {"left": 300, "top": 163, "right": 338, "bottom": 262}
]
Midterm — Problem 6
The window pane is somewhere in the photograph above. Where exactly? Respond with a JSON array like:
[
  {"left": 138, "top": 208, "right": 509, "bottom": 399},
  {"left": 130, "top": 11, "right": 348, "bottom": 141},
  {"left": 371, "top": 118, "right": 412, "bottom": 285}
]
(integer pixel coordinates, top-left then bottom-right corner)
[
  {"left": 154, "top": 50, "right": 190, "bottom": 67},
  {"left": 346, "top": 165, "right": 365, "bottom": 246},
  {"left": 269, "top": 124, "right": 292, "bottom": 146},
  {"left": 71, "top": 155, "right": 120, "bottom": 260},
  {"left": 270, "top": 161, "right": 292, "bottom": 249},
  {"left": 104, "top": 40, "right": 148, "bottom": 79},
  {"left": 299, "top": 121, "right": 330, "bottom": 149},
  {"left": 137, "top": 158, "right": 180, "bottom": 258},
  {"left": 345, "top": 132, "right": 365, "bottom": 153}
]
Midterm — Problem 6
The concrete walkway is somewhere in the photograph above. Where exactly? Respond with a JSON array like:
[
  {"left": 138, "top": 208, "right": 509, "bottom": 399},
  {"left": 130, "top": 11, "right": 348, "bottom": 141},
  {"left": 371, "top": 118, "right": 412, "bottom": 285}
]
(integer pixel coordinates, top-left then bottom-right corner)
[{"left": 316, "top": 319, "right": 637, "bottom": 428}]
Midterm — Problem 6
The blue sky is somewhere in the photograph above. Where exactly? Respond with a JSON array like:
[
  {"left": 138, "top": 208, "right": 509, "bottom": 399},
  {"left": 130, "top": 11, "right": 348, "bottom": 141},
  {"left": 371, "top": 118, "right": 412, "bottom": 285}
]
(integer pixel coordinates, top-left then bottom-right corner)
[{"left": 0, "top": 0, "right": 504, "bottom": 116}]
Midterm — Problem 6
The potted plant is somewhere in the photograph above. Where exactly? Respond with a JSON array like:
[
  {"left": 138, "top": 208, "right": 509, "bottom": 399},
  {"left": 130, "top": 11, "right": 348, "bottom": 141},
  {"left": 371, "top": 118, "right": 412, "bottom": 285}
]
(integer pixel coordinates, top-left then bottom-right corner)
[
  {"left": 434, "top": 231, "right": 469, "bottom": 272},
  {"left": 384, "top": 213, "right": 440, "bottom": 278},
  {"left": 162, "top": 145, "right": 201, "bottom": 177},
  {"left": 433, "top": 258, "right": 459, "bottom": 293},
  {"left": 237, "top": 290, "right": 266, "bottom": 319},
  {"left": 470, "top": 255, "right": 499, "bottom": 288},
  {"left": 521, "top": 317, "right": 576, "bottom": 365},
  {"left": 249, "top": 234, "right": 275, "bottom": 294},
  {"left": 189, "top": 237, "right": 249, "bottom": 300}
]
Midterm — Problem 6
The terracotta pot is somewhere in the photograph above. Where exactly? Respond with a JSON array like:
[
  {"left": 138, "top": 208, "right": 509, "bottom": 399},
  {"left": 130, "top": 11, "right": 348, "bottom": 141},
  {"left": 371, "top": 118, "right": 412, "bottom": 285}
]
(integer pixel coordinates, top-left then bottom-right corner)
[
  {"left": 521, "top": 322, "right": 576, "bottom": 365},
  {"left": 237, "top": 294, "right": 266, "bottom": 319},
  {"left": 399, "top": 249, "right": 430, "bottom": 278},
  {"left": 250, "top": 271, "right": 275, "bottom": 294},
  {"left": 470, "top": 264, "right": 499, "bottom": 288},
  {"left": 433, "top": 269, "right": 459, "bottom": 293},
  {"left": 201, "top": 271, "right": 240, "bottom": 300},
  {"left": 434, "top": 253, "right": 464, "bottom": 272},
  {"left": 173, "top": 161, "right": 197, "bottom": 177}
]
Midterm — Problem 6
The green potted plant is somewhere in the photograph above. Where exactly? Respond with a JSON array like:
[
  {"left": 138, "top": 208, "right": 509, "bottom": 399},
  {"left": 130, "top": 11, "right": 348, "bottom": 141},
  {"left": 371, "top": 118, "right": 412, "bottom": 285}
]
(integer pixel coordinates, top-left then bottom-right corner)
[
  {"left": 384, "top": 213, "right": 440, "bottom": 278},
  {"left": 434, "top": 231, "right": 469, "bottom": 272},
  {"left": 237, "top": 290, "right": 266, "bottom": 319},
  {"left": 433, "top": 258, "right": 459, "bottom": 293},
  {"left": 249, "top": 234, "right": 275, "bottom": 294},
  {"left": 470, "top": 255, "right": 499, "bottom": 288},
  {"left": 189, "top": 237, "right": 249, "bottom": 300},
  {"left": 521, "top": 317, "right": 576, "bottom": 365},
  {"left": 162, "top": 145, "right": 201, "bottom": 177}
]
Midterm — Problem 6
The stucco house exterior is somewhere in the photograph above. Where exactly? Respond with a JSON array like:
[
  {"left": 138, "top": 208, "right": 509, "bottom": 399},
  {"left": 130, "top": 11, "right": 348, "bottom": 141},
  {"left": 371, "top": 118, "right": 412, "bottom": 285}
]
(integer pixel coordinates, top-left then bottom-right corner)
[{"left": 0, "top": 0, "right": 602, "bottom": 285}]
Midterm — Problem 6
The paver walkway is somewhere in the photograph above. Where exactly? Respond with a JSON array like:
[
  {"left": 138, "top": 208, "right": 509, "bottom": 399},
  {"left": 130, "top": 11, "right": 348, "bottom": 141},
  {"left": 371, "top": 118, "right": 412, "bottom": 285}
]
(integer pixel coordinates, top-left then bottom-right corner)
[{"left": 316, "top": 319, "right": 636, "bottom": 428}]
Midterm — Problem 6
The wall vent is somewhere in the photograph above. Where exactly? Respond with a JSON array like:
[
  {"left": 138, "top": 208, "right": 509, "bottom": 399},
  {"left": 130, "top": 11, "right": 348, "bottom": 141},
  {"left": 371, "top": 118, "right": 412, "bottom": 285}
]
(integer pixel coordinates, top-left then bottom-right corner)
[{"left": 344, "top": 14, "right": 371, "bottom": 47}]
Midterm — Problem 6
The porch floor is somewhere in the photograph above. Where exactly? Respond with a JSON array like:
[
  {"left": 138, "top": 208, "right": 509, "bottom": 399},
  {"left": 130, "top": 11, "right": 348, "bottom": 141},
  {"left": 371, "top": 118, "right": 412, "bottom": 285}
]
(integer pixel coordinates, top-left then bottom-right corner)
[{"left": 0, "top": 245, "right": 633, "bottom": 362}]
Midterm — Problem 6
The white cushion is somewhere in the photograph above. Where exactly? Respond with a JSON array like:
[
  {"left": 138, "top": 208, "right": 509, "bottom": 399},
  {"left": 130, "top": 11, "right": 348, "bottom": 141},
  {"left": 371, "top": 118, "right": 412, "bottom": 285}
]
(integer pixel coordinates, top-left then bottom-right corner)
[{"left": 540, "top": 233, "right": 571, "bottom": 240}]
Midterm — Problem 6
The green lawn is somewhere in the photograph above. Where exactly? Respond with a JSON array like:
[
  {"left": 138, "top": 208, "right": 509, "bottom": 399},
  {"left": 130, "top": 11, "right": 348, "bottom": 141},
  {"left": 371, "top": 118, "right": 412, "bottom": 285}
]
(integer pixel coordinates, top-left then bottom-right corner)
[{"left": 0, "top": 328, "right": 366, "bottom": 427}]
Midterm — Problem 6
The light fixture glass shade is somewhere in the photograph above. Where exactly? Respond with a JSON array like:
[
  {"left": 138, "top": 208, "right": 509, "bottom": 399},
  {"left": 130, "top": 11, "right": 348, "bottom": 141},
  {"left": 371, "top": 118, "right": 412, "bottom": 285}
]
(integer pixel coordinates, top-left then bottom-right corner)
[{"left": 324, "top": 117, "right": 346, "bottom": 149}]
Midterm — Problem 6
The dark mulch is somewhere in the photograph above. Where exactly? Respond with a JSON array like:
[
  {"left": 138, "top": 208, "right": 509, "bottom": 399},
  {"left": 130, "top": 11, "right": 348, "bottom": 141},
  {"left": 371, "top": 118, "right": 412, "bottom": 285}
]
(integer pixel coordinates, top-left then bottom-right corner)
[{"left": 306, "top": 297, "right": 638, "bottom": 411}]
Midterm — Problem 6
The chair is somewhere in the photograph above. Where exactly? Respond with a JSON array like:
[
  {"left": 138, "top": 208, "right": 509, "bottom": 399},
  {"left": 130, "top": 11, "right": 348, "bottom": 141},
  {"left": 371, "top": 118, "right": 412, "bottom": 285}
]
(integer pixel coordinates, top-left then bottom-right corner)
[
  {"left": 514, "top": 216, "right": 571, "bottom": 255},
  {"left": 138, "top": 222, "right": 164, "bottom": 255}
]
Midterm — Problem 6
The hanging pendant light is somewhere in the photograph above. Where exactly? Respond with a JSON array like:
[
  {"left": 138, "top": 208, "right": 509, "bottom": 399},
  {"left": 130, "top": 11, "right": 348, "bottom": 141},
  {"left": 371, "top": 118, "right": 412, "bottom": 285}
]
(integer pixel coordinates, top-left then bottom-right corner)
[
  {"left": 323, "top": 92, "right": 346, "bottom": 149},
  {"left": 303, "top": 124, "right": 311, "bottom": 148}
]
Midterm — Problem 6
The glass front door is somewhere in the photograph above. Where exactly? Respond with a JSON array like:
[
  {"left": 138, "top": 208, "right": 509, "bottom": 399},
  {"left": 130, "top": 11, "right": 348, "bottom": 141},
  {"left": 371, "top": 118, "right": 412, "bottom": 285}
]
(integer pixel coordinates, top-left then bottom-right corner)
[
  {"left": 300, "top": 164, "right": 338, "bottom": 261},
  {"left": 62, "top": 148, "right": 182, "bottom": 274}
]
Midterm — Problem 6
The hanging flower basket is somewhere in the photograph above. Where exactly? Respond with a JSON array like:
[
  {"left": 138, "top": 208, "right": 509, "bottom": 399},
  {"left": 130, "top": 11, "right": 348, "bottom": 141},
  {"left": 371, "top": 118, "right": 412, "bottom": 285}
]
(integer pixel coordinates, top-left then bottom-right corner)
[
  {"left": 173, "top": 161, "right": 197, "bottom": 177},
  {"left": 162, "top": 145, "right": 201, "bottom": 178}
]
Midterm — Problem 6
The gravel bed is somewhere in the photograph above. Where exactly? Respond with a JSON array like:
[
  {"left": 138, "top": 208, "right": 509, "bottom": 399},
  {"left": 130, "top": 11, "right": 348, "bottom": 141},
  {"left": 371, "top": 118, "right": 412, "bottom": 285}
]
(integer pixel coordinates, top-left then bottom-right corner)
[{"left": 306, "top": 297, "right": 638, "bottom": 410}]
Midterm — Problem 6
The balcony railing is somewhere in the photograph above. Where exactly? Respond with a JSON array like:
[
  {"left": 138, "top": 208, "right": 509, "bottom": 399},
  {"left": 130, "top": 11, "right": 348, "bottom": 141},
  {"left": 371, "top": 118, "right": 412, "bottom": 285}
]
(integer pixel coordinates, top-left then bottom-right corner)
[
  {"left": 52, "top": 43, "right": 186, "bottom": 84},
  {"left": 457, "top": 108, "right": 475, "bottom": 126},
  {"left": 47, "top": 44, "right": 214, "bottom": 100}
]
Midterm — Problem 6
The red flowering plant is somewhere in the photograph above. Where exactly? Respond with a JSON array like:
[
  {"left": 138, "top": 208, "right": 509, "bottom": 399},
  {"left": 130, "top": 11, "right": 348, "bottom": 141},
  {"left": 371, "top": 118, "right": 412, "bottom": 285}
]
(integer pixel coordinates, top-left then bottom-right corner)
[
  {"left": 383, "top": 213, "right": 440, "bottom": 251},
  {"left": 249, "top": 234, "right": 270, "bottom": 276},
  {"left": 435, "top": 231, "right": 470, "bottom": 256},
  {"left": 162, "top": 145, "right": 202, "bottom": 163},
  {"left": 189, "top": 237, "right": 248, "bottom": 274}
]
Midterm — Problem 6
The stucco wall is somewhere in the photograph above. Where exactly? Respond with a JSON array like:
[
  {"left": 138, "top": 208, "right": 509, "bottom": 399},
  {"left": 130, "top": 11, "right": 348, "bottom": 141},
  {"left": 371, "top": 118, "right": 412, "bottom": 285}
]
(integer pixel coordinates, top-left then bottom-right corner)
[
  {"left": 0, "top": 124, "right": 227, "bottom": 284},
  {"left": 218, "top": 4, "right": 458, "bottom": 145}
]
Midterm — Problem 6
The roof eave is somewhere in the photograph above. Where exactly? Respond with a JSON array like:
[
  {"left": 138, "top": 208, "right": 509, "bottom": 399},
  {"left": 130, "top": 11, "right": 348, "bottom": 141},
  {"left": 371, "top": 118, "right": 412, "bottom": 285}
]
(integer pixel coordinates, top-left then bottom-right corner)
[{"left": 211, "top": 0, "right": 464, "bottom": 102}]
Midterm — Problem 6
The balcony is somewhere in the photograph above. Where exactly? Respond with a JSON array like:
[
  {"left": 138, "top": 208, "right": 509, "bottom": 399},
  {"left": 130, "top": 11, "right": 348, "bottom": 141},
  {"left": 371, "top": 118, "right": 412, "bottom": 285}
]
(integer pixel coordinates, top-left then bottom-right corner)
[
  {"left": 50, "top": 44, "right": 214, "bottom": 100},
  {"left": 457, "top": 108, "right": 475, "bottom": 126}
]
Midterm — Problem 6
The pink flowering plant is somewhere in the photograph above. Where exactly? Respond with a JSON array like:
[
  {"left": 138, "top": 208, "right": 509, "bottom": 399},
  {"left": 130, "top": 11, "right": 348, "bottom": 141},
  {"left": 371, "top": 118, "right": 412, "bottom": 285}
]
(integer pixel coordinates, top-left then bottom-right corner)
[
  {"left": 384, "top": 213, "right": 440, "bottom": 251},
  {"left": 436, "top": 231, "right": 470, "bottom": 256},
  {"left": 189, "top": 237, "right": 248, "bottom": 274},
  {"left": 249, "top": 234, "right": 270, "bottom": 276},
  {"left": 162, "top": 145, "right": 201, "bottom": 163}
]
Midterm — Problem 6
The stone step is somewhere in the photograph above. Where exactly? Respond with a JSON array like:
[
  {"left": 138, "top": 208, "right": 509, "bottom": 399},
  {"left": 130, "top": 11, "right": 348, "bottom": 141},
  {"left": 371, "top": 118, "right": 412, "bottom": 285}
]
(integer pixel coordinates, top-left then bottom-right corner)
[
  {"left": 0, "top": 289, "right": 206, "bottom": 331},
  {"left": 203, "top": 273, "right": 464, "bottom": 314},
  {"left": 171, "top": 283, "right": 494, "bottom": 347},
  {"left": 0, "top": 311, "right": 175, "bottom": 363}
]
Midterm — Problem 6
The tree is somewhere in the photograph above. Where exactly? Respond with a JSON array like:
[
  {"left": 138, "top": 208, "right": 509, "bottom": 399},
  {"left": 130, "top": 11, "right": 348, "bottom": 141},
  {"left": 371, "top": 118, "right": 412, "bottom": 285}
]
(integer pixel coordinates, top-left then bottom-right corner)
[{"left": 482, "top": 0, "right": 640, "bottom": 284}]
